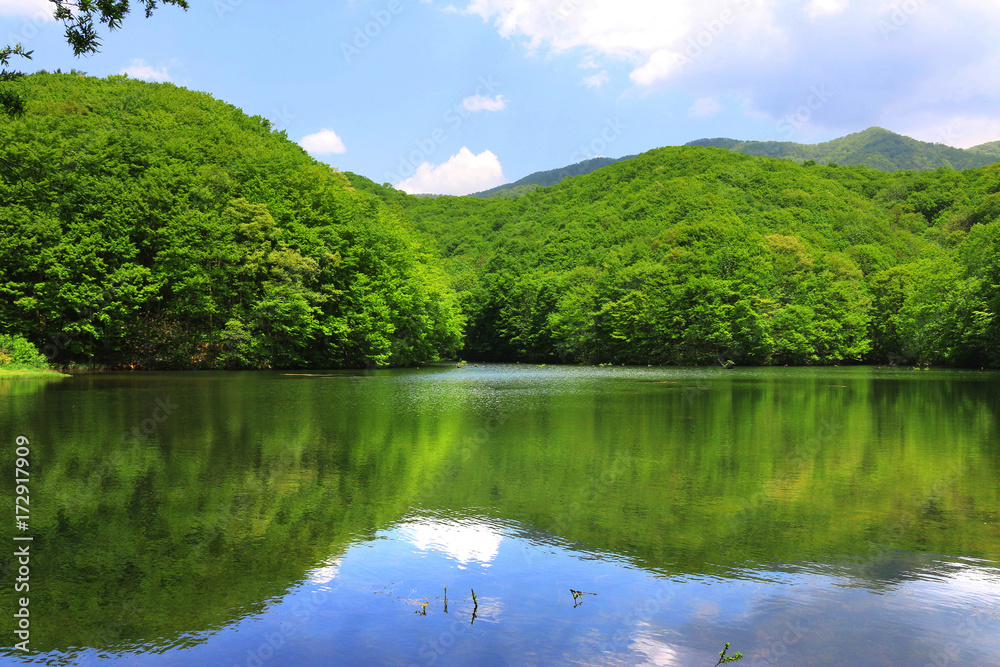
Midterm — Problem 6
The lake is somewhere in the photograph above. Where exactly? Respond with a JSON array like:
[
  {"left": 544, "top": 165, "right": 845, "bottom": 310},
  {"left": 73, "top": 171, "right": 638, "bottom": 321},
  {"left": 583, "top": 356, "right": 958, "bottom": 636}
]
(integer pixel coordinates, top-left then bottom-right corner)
[{"left": 1, "top": 365, "right": 998, "bottom": 666}]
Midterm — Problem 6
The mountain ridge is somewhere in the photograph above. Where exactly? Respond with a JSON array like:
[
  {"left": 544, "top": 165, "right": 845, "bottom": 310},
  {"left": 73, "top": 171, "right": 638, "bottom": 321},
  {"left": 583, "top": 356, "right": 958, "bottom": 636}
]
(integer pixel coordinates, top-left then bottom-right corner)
[
  {"left": 468, "top": 156, "right": 637, "bottom": 199},
  {"left": 685, "top": 126, "right": 1000, "bottom": 171},
  {"left": 379, "top": 127, "right": 1000, "bottom": 200}
]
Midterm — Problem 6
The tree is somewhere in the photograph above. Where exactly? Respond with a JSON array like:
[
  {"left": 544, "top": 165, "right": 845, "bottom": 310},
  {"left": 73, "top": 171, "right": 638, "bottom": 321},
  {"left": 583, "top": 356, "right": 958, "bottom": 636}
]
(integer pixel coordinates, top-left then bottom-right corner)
[
  {"left": 51, "top": 1, "right": 190, "bottom": 57},
  {"left": 1, "top": 0, "right": 189, "bottom": 118},
  {"left": 0, "top": 44, "right": 33, "bottom": 118}
]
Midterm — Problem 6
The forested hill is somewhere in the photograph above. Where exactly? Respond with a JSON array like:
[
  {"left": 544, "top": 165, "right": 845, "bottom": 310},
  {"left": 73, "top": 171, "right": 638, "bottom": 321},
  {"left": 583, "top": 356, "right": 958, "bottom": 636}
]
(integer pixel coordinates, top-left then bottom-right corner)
[
  {"left": 468, "top": 156, "right": 635, "bottom": 199},
  {"left": 0, "top": 72, "right": 463, "bottom": 369},
  {"left": 687, "top": 127, "right": 1000, "bottom": 171},
  {"left": 4, "top": 73, "right": 1000, "bottom": 370},
  {"left": 388, "top": 148, "right": 1000, "bottom": 367}
]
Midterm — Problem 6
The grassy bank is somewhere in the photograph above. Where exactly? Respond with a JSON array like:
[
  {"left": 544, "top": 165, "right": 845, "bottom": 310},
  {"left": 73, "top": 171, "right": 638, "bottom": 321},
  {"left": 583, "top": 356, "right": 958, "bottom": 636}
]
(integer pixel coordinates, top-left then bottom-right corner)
[{"left": 0, "top": 368, "right": 68, "bottom": 378}]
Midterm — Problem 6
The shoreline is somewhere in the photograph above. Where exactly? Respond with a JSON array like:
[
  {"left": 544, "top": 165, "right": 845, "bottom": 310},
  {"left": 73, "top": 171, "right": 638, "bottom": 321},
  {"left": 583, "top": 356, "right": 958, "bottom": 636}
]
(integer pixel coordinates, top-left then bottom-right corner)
[{"left": 0, "top": 369, "right": 70, "bottom": 379}]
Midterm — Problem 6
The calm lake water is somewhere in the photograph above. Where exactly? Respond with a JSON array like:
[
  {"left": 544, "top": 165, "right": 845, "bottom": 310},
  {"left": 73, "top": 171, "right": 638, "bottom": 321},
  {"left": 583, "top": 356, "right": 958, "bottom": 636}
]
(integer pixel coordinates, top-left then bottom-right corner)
[{"left": 1, "top": 364, "right": 999, "bottom": 666}]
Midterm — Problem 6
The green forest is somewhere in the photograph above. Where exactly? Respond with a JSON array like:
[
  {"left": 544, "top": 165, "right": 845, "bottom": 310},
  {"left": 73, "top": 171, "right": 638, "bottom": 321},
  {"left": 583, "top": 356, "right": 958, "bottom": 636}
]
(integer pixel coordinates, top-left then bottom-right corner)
[
  {"left": 688, "top": 126, "right": 1000, "bottom": 171},
  {"left": 0, "top": 73, "right": 462, "bottom": 370},
  {"left": 357, "top": 146, "right": 1000, "bottom": 367},
  {"left": 3, "top": 73, "right": 1000, "bottom": 369}
]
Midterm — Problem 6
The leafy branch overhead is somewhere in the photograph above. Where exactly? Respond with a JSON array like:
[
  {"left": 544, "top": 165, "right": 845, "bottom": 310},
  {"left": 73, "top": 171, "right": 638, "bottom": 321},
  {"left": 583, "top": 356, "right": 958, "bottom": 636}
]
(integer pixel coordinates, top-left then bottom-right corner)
[{"left": 49, "top": 0, "right": 190, "bottom": 56}]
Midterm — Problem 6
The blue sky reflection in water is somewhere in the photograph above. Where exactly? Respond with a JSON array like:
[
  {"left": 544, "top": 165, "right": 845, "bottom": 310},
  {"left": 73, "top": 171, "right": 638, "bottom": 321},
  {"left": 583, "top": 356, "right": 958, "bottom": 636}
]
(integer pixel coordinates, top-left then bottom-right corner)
[
  {"left": 35, "top": 514, "right": 1000, "bottom": 666},
  {"left": 0, "top": 365, "right": 998, "bottom": 665}
]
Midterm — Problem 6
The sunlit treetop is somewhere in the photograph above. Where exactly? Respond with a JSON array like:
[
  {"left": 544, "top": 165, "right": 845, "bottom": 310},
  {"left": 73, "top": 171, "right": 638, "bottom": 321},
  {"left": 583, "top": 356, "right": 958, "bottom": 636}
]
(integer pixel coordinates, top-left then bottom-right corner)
[{"left": 0, "top": 0, "right": 189, "bottom": 117}]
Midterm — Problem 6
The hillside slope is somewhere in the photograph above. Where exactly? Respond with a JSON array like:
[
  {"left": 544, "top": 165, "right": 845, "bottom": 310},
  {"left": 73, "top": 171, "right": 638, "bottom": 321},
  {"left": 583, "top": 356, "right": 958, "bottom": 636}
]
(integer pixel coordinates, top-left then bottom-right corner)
[
  {"left": 687, "top": 127, "right": 1000, "bottom": 171},
  {"left": 469, "top": 156, "right": 636, "bottom": 198},
  {"left": 397, "top": 146, "right": 1000, "bottom": 366},
  {"left": 0, "top": 73, "right": 463, "bottom": 369}
]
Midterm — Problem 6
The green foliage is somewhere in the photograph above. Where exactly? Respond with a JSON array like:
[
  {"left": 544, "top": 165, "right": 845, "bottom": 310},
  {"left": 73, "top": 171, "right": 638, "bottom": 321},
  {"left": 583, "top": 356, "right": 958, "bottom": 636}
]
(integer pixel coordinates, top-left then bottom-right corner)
[
  {"left": 0, "top": 43, "right": 33, "bottom": 118},
  {"left": 51, "top": 0, "right": 190, "bottom": 57},
  {"left": 391, "top": 149, "right": 881, "bottom": 365},
  {"left": 715, "top": 642, "right": 744, "bottom": 665},
  {"left": 0, "top": 73, "right": 463, "bottom": 369},
  {"left": 367, "top": 142, "right": 1000, "bottom": 367},
  {"left": 2, "top": 2, "right": 185, "bottom": 118},
  {"left": 0, "top": 333, "right": 48, "bottom": 369},
  {"left": 468, "top": 156, "right": 636, "bottom": 199},
  {"left": 6, "top": 72, "right": 1000, "bottom": 368},
  {"left": 689, "top": 127, "right": 1000, "bottom": 172}
]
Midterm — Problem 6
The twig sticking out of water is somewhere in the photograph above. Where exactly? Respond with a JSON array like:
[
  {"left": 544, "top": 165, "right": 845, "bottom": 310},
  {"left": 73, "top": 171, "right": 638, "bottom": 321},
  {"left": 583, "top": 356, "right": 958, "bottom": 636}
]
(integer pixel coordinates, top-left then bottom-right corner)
[
  {"left": 470, "top": 588, "right": 478, "bottom": 626},
  {"left": 713, "top": 642, "right": 743, "bottom": 665},
  {"left": 444, "top": 586, "right": 448, "bottom": 614}
]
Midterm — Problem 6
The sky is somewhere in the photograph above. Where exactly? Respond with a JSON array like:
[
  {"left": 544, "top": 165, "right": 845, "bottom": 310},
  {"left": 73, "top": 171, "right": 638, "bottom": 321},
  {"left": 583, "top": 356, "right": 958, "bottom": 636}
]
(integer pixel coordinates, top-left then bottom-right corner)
[{"left": 3, "top": 0, "right": 1000, "bottom": 195}]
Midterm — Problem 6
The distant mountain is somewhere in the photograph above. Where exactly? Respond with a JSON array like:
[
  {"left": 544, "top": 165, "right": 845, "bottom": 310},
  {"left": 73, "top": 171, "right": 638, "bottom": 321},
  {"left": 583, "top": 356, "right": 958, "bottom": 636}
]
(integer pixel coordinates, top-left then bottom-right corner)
[
  {"left": 969, "top": 140, "right": 1000, "bottom": 158},
  {"left": 348, "top": 127, "right": 1000, "bottom": 204},
  {"left": 469, "top": 156, "right": 636, "bottom": 198},
  {"left": 686, "top": 127, "right": 1000, "bottom": 172}
]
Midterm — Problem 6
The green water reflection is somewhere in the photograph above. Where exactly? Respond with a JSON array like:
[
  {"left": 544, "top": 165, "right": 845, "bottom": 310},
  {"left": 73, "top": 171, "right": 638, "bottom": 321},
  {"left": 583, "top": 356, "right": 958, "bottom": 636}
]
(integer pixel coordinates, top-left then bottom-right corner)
[{"left": 0, "top": 365, "right": 998, "bottom": 661}]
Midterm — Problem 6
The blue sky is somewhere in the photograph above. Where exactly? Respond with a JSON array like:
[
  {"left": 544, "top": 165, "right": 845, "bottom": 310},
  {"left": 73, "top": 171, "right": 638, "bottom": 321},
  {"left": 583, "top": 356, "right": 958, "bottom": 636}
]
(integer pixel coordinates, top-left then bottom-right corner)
[{"left": 3, "top": 0, "right": 1000, "bottom": 195}]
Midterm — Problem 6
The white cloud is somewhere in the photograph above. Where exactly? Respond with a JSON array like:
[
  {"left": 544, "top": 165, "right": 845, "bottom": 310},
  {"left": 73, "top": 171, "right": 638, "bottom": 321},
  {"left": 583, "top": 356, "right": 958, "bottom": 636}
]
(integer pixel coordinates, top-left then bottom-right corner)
[
  {"left": 119, "top": 59, "right": 172, "bottom": 82},
  {"left": 400, "top": 518, "right": 503, "bottom": 566},
  {"left": 0, "top": 0, "right": 52, "bottom": 18},
  {"left": 464, "top": 0, "right": 692, "bottom": 58},
  {"left": 299, "top": 129, "right": 347, "bottom": 154},
  {"left": 689, "top": 97, "right": 722, "bottom": 118},
  {"left": 462, "top": 0, "right": 1000, "bottom": 143},
  {"left": 805, "top": 0, "right": 850, "bottom": 19},
  {"left": 903, "top": 116, "right": 1000, "bottom": 149},
  {"left": 461, "top": 94, "right": 507, "bottom": 112},
  {"left": 630, "top": 48, "right": 687, "bottom": 87},
  {"left": 583, "top": 71, "right": 610, "bottom": 89},
  {"left": 395, "top": 147, "right": 507, "bottom": 196}
]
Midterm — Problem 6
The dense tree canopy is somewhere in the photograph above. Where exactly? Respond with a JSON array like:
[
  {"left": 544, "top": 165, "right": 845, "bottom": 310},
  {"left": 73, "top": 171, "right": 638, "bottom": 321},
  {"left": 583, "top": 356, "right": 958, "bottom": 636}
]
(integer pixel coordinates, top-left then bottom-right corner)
[
  {"left": 0, "top": 73, "right": 463, "bottom": 369},
  {"left": 4, "top": 74, "right": 1000, "bottom": 369},
  {"left": 687, "top": 126, "right": 1000, "bottom": 172},
  {"left": 354, "top": 144, "right": 1000, "bottom": 367}
]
